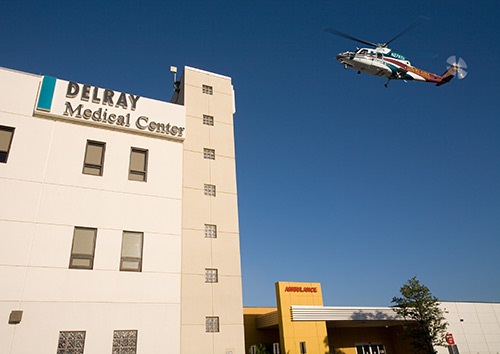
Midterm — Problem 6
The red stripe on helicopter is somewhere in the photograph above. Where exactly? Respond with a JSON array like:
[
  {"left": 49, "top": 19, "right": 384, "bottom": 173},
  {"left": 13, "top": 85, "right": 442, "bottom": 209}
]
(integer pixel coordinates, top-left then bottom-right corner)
[{"left": 384, "top": 58, "right": 441, "bottom": 82}]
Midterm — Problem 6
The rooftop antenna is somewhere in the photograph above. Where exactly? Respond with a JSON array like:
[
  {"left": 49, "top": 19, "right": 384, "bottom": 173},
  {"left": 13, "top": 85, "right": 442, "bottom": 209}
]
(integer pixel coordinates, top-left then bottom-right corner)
[{"left": 170, "top": 66, "right": 181, "bottom": 102}]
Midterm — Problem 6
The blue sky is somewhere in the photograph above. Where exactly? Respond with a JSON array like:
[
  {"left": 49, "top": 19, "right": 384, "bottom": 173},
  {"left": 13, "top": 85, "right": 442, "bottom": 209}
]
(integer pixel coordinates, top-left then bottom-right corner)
[{"left": 2, "top": 0, "right": 499, "bottom": 307}]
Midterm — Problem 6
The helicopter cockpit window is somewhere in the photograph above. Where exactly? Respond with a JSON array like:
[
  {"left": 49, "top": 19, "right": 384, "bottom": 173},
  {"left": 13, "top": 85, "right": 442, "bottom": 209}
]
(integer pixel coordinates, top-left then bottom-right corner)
[{"left": 358, "top": 49, "right": 368, "bottom": 55}]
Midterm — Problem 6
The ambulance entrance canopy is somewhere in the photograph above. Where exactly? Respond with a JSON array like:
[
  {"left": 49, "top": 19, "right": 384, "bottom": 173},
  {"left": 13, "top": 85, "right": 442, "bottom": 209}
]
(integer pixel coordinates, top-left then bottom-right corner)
[{"left": 245, "top": 282, "right": 410, "bottom": 354}]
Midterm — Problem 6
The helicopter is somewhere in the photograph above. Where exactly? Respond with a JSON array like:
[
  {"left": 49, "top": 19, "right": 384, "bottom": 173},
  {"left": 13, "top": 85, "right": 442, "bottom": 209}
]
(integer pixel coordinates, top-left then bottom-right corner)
[{"left": 324, "top": 21, "right": 467, "bottom": 88}]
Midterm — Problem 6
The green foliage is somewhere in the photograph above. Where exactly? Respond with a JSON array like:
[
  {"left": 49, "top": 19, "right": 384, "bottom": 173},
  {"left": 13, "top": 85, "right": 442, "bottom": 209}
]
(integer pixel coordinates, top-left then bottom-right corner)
[
  {"left": 392, "top": 276, "right": 448, "bottom": 354},
  {"left": 249, "top": 343, "right": 270, "bottom": 354}
]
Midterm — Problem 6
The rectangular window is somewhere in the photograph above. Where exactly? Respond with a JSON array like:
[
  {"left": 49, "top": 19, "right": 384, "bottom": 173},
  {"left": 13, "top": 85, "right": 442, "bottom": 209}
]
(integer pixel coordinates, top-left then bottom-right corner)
[
  {"left": 355, "top": 344, "right": 386, "bottom": 354},
  {"left": 120, "top": 231, "right": 143, "bottom": 272},
  {"left": 205, "top": 268, "right": 218, "bottom": 283},
  {"left": 0, "top": 125, "right": 15, "bottom": 163},
  {"left": 82, "top": 140, "right": 105, "bottom": 176},
  {"left": 202, "top": 85, "right": 213, "bottom": 95},
  {"left": 69, "top": 227, "right": 97, "bottom": 270},
  {"left": 299, "top": 341, "right": 307, "bottom": 354},
  {"left": 204, "top": 184, "right": 216, "bottom": 197},
  {"left": 113, "top": 330, "right": 138, "bottom": 353},
  {"left": 204, "top": 224, "right": 217, "bottom": 238},
  {"left": 203, "top": 148, "right": 215, "bottom": 160},
  {"left": 129, "top": 148, "right": 148, "bottom": 181},
  {"left": 205, "top": 316, "right": 219, "bottom": 332},
  {"left": 57, "top": 331, "right": 86, "bottom": 354},
  {"left": 273, "top": 343, "right": 280, "bottom": 354},
  {"left": 203, "top": 114, "right": 214, "bottom": 126}
]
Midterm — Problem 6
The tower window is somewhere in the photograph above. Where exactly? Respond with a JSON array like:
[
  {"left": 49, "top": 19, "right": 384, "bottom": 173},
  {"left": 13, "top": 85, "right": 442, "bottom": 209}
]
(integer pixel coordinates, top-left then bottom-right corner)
[
  {"left": 204, "top": 224, "right": 217, "bottom": 238},
  {"left": 203, "top": 148, "right": 215, "bottom": 160},
  {"left": 205, "top": 316, "right": 219, "bottom": 332},
  {"left": 205, "top": 268, "right": 218, "bottom": 283},
  {"left": 0, "top": 125, "right": 15, "bottom": 163},
  {"left": 204, "top": 184, "right": 216, "bottom": 196},
  {"left": 203, "top": 114, "right": 214, "bottom": 126},
  {"left": 202, "top": 85, "right": 213, "bottom": 95}
]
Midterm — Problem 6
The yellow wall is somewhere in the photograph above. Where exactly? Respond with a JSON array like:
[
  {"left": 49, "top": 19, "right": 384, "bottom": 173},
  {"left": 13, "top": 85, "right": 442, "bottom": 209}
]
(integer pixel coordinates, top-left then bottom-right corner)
[
  {"left": 243, "top": 307, "right": 280, "bottom": 353},
  {"left": 276, "top": 282, "right": 329, "bottom": 354},
  {"left": 243, "top": 282, "right": 414, "bottom": 354}
]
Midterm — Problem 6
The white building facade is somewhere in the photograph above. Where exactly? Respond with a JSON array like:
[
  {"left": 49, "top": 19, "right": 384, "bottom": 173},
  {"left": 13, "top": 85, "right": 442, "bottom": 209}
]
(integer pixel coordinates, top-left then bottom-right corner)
[
  {"left": 437, "top": 301, "right": 500, "bottom": 354},
  {"left": 0, "top": 66, "right": 245, "bottom": 354}
]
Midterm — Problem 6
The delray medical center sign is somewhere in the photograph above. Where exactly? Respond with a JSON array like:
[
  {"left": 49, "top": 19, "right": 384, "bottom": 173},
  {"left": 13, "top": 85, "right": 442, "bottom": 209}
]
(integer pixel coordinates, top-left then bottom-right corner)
[{"left": 35, "top": 76, "right": 185, "bottom": 140}]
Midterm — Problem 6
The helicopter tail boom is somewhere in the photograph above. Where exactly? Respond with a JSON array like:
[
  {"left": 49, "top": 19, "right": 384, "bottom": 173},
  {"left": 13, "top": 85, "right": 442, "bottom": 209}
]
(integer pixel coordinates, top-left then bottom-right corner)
[
  {"left": 436, "top": 56, "right": 468, "bottom": 86},
  {"left": 436, "top": 67, "right": 456, "bottom": 86}
]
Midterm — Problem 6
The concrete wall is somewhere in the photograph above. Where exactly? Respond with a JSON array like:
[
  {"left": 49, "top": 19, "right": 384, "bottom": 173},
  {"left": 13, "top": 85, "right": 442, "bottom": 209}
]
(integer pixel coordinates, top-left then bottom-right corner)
[
  {"left": 438, "top": 301, "right": 500, "bottom": 354},
  {"left": 0, "top": 67, "right": 184, "bottom": 353},
  {"left": 179, "top": 66, "right": 245, "bottom": 354}
]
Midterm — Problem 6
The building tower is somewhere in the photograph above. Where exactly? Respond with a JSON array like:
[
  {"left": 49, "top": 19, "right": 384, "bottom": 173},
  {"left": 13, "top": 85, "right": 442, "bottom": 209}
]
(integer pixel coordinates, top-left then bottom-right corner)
[
  {"left": 0, "top": 65, "right": 244, "bottom": 353},
  {"left": 173, "top": 67, "right": 245, "bottom": 354}
]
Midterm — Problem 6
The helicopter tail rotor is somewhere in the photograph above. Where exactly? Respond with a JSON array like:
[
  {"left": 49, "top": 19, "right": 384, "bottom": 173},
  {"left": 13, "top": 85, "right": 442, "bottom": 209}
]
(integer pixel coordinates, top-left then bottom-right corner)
[
  {"left": 436, "top": 56, "right": 467, "bottom": 86},
  {"left": 446, "top": 56, "right": 468, "bottom": 79}
]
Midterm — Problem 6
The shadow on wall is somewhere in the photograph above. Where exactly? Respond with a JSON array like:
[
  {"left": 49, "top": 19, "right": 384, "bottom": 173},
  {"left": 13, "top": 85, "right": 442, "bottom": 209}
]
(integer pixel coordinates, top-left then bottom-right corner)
[
  {"left": 326, "top": 335, "right": 346, "bottom": 354},
  {"left": 350, "top": 309, "right": 399, "bottom": 321}
]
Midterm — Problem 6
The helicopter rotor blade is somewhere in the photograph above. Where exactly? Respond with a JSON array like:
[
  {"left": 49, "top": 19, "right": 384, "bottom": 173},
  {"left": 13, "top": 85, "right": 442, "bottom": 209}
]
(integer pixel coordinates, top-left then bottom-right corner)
[
  {"left": 446, "top": 55, "right": 457, "bottom": 67},
  {"left": 457, "top": 57, "right": 468, "bottom": 70},
  {"left": 446, "top": 56, "right": 468, "bottom": 79},
  {"left": 456, "top": 68, "right": 468, "bottom": 79},
  {"left": 324, "top": 26, "right": 377, "bottom": 47},
  {"left": 384, "top": 16, "right": 429, "bottom": 47}
]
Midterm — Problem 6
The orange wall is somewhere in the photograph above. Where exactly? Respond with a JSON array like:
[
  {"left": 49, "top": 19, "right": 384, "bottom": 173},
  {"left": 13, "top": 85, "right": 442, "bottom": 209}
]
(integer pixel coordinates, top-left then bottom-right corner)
[
  {"left": 243, "top": 307, "right": 280, "bottom": 353},
  {"left": 243, "top": 282, "right": 415, "bottom": 354},
  {"left": 276, "top": 282, "right": 329, "bottom": 354}
]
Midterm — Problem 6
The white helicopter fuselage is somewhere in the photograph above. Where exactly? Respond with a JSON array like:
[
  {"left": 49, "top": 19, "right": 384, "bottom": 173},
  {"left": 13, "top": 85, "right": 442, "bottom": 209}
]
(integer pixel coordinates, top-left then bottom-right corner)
[
  {"left": 325, "top": 24, "right": 466, "bottom": 87},
  {"left": 336, "top": 47, "right": 428, "bottom": 82}
]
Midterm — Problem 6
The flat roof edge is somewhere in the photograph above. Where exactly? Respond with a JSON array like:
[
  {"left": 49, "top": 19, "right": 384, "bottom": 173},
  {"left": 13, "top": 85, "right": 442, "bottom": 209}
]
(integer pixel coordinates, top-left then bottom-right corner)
[
  {"left": 0, "top": 66, "right": 41, "bottom": 78},
  {"left": 184, "top": 66, "right": 231, "bottom": 80}
]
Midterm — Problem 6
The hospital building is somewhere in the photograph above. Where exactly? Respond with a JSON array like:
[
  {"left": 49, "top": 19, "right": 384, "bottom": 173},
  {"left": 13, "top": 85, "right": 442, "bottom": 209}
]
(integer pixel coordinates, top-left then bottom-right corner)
[{"left": 0, "top": 65, "right": 244, "bottom": 354}]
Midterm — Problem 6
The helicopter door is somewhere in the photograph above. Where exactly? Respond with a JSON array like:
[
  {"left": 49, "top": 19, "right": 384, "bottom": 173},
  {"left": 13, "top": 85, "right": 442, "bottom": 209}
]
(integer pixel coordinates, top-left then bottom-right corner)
[
  {"left": 367, "top": 50, "right": 375, "bottom": 66},
  {"left": 358, "top": 49, "right": 368, "bottom": 56},
  {"left": 358, "top": 49, "right": 370, "bottom": 66},
  {"left": 367, "top": 50, "right": 375, "bottom": 68}
]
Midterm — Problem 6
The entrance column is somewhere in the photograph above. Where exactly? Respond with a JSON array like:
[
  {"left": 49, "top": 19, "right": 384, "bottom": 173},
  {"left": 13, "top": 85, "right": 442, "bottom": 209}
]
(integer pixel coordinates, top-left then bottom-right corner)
[{"left": 275, "top": 282, "right": 329, "bottom": 354}]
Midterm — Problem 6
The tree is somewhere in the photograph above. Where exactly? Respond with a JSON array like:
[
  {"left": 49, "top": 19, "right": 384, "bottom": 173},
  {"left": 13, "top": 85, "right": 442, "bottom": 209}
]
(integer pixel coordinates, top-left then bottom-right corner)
[{"left": 391, "top": 276, "right": 448, "bottom": 354}]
